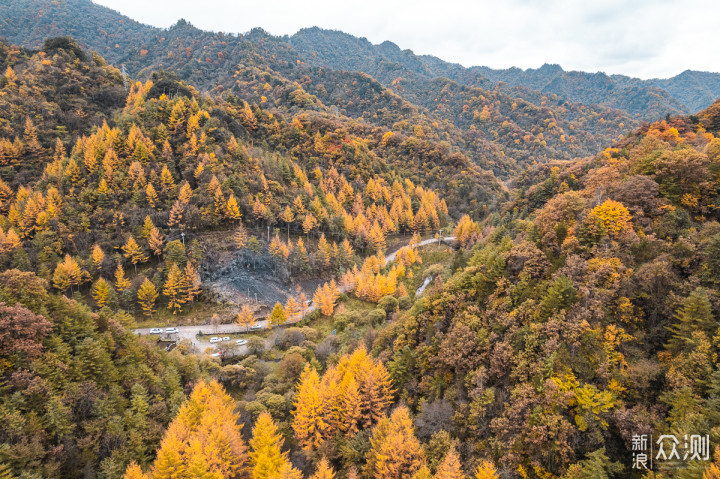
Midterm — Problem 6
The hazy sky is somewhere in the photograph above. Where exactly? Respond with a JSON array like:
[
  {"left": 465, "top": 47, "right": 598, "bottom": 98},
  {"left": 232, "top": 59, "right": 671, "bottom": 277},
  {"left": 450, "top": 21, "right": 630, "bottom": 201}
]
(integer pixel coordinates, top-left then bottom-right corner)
[{"left": 93, "top": 0, "right": 720, "bottom": 79}]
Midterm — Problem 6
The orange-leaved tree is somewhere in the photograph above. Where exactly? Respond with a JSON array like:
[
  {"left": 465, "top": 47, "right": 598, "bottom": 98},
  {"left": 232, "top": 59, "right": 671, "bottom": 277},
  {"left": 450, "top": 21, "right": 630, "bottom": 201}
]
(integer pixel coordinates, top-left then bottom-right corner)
[{"left": 123, "top": 380, "right": 248, "bottom": 479}]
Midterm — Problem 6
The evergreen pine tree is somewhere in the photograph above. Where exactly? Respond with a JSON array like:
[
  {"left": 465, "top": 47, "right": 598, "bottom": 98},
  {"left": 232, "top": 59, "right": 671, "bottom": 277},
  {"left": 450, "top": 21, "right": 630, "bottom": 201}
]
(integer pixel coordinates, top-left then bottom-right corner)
[{"left": 667, "top": 288, "right": 716, "bottom": 353}]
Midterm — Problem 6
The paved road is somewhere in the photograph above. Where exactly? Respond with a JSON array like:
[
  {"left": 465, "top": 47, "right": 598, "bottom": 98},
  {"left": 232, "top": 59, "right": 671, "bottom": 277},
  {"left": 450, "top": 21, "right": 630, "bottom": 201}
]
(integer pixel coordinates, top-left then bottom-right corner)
[
  {"left": 385, "top": 236, "right": 454, "bottom": 263},
  {"left": 134, "top": 236, "right": 455, "bottom": 355}
]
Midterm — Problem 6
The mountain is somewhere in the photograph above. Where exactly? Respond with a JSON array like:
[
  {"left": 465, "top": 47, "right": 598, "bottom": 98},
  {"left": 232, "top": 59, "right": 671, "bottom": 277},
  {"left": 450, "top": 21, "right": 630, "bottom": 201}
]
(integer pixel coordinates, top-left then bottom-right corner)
[
  {"left": 3, "top": 2, "right": 720, "bottom": 479},
  {"left": 4, "top": 1, "right": 718, "bottom": 125},
  {"left": 374, "top": 110, "right": 720, "bottom": 477},
  {"left": 0, "top": 0, "right": 652, "bottom": 180},
  {"left": 472, "top": 64, "right": 720, "bottom": 117},
  {"left": 481, "top": 64, "right": 720, "bottom": 116},
  {"left": 0, "top": 34, "right": 483, "bottom": 475},
  {"left": 699, "top": 97, "right": 720, "bottom": 132},
  {"left": 0, "top": 0, "right": 156, "bottom": 53},
  {"left": 289, "top": 28, "right": 720, "bottom": 119}
]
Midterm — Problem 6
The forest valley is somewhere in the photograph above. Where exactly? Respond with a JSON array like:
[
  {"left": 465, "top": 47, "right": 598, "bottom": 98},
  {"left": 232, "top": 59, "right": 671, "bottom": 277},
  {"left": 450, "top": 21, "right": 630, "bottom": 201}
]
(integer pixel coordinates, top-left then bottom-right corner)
[{"left": 2, "top": 17, "right": 720, "bottom": 479}]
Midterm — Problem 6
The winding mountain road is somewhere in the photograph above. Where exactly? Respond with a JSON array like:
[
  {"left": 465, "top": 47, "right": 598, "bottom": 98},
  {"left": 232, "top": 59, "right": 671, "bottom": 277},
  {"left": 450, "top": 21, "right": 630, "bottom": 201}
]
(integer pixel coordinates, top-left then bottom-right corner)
[{"left": 134, "top": 236, "right": 455, "bottom": 355}]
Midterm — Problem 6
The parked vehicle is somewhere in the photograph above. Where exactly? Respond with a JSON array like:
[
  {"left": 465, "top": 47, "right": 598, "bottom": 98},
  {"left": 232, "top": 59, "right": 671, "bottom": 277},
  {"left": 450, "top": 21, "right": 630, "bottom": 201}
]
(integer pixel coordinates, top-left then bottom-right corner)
[
  {"left": 150, "top": 328, "right": 162, "bottom": 334},
  {"left": 250, "top": 324, "right": 263, "bottom": 330},
  {"left": 209, "top": 337, "right": 221, "bottom": 343},
  {"left": 165, "top": 327, "right": 179, "bottom": 334},
  {"left": 236, "top": 339, "right": 247, "bottom": 346},
  {"left": 222, "top": 336, "right": 230, "bottom": 341}
]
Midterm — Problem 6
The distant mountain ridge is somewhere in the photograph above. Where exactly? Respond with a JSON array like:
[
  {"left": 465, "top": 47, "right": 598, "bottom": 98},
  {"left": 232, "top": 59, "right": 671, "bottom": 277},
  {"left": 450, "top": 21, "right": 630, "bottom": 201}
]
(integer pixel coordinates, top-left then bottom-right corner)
[
  {"left": 3, "top": 1, "right": 717, "bottom": 122},
  {"left": 290, "top": 27, "right": 720, "bottom": 119},
  {"left": 1, "top": 0, "right": 718, "bottom": 182},
  {"left": 473, "top": 63, "right": 720, "bottom": 115}
]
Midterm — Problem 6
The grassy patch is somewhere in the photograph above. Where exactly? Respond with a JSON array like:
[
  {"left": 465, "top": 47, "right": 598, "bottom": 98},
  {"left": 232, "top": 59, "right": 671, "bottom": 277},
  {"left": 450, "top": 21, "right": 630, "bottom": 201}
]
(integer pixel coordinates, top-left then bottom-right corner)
[{"left": 134, "top": 302, "right": 233, "bottom": 329}]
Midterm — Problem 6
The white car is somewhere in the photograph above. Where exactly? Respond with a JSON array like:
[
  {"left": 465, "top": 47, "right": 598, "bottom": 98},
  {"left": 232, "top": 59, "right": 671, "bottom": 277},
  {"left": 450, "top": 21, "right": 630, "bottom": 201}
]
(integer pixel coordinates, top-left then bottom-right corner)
[
  {"left": 209, "top": 337, "right": 221, "bottom": 343},
  {"left": 222, "top": 336, "right": 230, "bottom": 341},
  {"left": 236, "top": 339, "right": 247, "bottom": 346},
  {"left": 250, "top": 324, "right": 263, "bottom": 331},
  {"left": 149, "top": 328, "right": 162, "bottom": 334},
  {"left": 165, "top": 327, "right": 179, "bottom": 334}
]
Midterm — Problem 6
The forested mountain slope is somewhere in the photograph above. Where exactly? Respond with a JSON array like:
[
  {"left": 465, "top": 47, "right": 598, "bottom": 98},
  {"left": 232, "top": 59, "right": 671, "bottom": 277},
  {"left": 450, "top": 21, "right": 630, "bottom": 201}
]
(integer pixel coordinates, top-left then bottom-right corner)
[
  {"left": 0, "top": 35, "right": 480, "bottom": 477},
  {"left": 2, "top": 2, "right": 720, "bottom": 478},
  {"left": 288, "top": 27, "right": 720, "bottom": 118},
  {"left": 372, "top": 107, "right": 720, "bottom": 477},
  {"left": 473, "top": 64, "right": 720, "bottom": 117},
  {"left": 0, "top": 0, "right": 658, "bottom": 178},
  {"left": 103, "top": 105, "right": 720, "bottom": 479}
]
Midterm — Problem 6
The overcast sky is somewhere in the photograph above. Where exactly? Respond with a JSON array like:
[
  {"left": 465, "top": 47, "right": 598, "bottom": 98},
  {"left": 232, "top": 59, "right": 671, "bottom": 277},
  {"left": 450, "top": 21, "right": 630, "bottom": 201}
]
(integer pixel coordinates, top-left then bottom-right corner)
[{"left": 93, "top": 0, "right": 720, "bottom": 79}]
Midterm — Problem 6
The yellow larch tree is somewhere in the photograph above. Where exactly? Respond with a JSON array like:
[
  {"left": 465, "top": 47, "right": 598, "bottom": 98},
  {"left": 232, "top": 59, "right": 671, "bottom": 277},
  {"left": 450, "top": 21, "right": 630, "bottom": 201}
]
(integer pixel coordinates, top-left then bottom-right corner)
[
  {"left": 163, "top": 263, "right": 184, "bottom": 314},
  {"left": 364, "top": 406, "right": 426, "bottom": 479},
  {"left": 280, "top": 205, "right": 295, "bottom": 241},
  {"left": 367, "top": 221, "right": 386, "bottom": 252},
  {"left": 293, "top": 196, "right": 306, "bottom": 216},
  {"left": 703, "top": 447, "right": 720, "bottom": 479},
  {"left": 252, "top": 196, "right": 267, "bottom": 225},
  {"left": 358, "top": 360, "right": 395, "bottom": 429},
  {"left": 317, "top": 233, "right": 332, "bottom": 267},
  {"left": 130, "top": 380, "right": 249, "bottom": 479},
  {"left": 302, "top": 213, "right": 317, "bottom": 236},
  {"left": 23, "top": 117, "right": 42, "bottom": 158},
  {"left": 3, "top": 229, "right": 21, "bottom": 253},
  {"left": 182, "top": 262, "right": 201, "bottom": 304},
  {"left": 435, "top": 447, "right": 465, "bottom": 479},
  {"left": 293, "top": 347, "right": 393, "bottom": 441},
  {"left": 114, "top": 264, "right": 131, "bottom": 292},
  {"left": 90, "top": 244, "right": 104, "bottom": 272},
  {"left": 122, "top": 462, "right": 149, "bottom": 479},
  {"left": 167, "top": 200, "right": 185, "bottom": 230},
  {"left": 235, "top": 304, "right": 256, "bottom": 332},
  {"left": 122, "top": 235, "right": 148, "bottom": 273},
  {"left": 295, "top": 237, "right": 310, "bottom": 272},
  {"left": 454, "top": 215, "right": 480, "bottom": 248},
  {"left": 233, "top": 225, "right": 248, "bottom": 250},
  {"left": 226, "top": 194, "right": 242, "bottom": 222},
  {"left": 137, "top": 278, "right": 159, "bottom": 318},
  {"left": 145, "top": 183, "right": 159, "bottom": 208},
  {"left": 91, "top": 278, "right": 111, "bottom": 308},
  {"left": 412, "top": 467, "right": 433, "bottom": 479},
  {"left": 148, "top": 227, "right": 164, "bottom": 256},
  {"left": 474, "top": 461, "right": 499, "bottom": 479},
  {"left": 249, "top": 412, "right": 299, "bottom": 479},
  {"left": 292, "top": 365, "right": 327, "bottom": 452},
  {"left": 340, "top": 239, "right": 354, "bottom": 267},
  {"left": 285, "top": 296, "right": 301, "bottom": 324},
  {"left": 178, "top": 182, "right": 193, "bottom": 203},
  {"left": 310, "top": 458, "right": 336, "bottom": 479},
  {"left": 269, "top": 302, "right": 287, "bottom": 329},
  {"left": 213, "top": 189, "right": 226, "bottom": 218},
  {"left": 313, "top": 282, "right": 337, "bottom": 316},
  {"left": 340, "top": 374, "right": 362, "bottom": 437},
  {"left": 319, "top": 368, "right": 343, "bottom": 437},
  {"left": 160, "top": 165, "right": 176, "bottom": 196},
  {"left": 140, "top": 215, "right": 155, "bottom": 238},
  {"left": 97, "top": 178, "right": 109, "bottom": 195},
  {"left": 270, "top": 234, "right": 285, "bottom": 261},
  {"left": 53, "top": 254, "right": 85, "bottom": 294}
]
